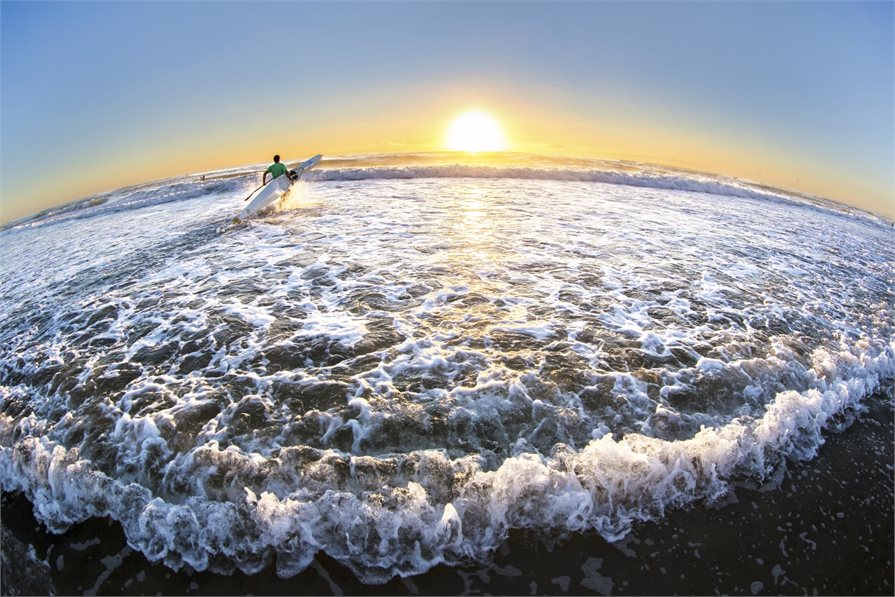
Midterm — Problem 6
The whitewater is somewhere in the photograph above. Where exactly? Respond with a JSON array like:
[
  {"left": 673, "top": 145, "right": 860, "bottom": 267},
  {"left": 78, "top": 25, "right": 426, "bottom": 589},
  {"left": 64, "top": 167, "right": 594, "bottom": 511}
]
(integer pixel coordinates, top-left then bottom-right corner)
[{"left": 0, "top": 153, "right": 892, "bottom": 583}]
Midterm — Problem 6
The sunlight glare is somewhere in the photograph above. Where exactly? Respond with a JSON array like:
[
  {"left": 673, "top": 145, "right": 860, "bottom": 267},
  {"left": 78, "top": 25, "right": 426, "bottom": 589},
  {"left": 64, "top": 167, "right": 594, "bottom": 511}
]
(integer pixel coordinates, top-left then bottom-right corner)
[{"left": 446, "top": 110, "right": 507, "bottom": 152}]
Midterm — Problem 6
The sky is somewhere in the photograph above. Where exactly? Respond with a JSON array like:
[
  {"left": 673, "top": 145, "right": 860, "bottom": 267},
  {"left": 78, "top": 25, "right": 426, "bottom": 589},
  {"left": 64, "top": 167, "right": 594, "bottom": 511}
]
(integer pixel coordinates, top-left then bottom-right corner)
[{"left": 1, "top": 1, "right": 892, "bottom": 223}]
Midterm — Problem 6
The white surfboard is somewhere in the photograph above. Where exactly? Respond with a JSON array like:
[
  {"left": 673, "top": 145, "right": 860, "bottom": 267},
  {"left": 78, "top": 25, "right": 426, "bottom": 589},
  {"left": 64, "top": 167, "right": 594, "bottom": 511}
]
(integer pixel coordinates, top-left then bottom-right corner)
[{"left": 236, "top": 154, "right": 323, "bottom": 221}]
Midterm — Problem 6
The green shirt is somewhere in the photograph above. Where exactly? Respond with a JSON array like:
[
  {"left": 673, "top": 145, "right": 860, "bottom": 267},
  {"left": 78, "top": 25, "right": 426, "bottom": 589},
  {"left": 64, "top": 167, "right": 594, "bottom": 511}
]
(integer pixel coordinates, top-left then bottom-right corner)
[{"left": 266, "top": 162, "right": 287, "bottom": 179}]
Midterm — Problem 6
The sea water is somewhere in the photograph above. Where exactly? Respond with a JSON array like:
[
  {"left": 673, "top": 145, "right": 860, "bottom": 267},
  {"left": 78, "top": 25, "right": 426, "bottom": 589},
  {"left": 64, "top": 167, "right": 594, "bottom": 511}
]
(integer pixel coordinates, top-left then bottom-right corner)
[{"left": 0, "top": 153, "right": 892, "bottom": 582}]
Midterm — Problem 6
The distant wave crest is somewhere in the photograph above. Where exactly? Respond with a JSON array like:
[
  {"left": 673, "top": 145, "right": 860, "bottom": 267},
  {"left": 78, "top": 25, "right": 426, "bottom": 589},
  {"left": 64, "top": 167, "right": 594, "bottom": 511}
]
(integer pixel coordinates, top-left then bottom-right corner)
[
  {"left": 305, "top": 164, "right": 798, "bottom": 205},
  {"left": 7, "top": 153, "right": 876, "bottom": 233}
]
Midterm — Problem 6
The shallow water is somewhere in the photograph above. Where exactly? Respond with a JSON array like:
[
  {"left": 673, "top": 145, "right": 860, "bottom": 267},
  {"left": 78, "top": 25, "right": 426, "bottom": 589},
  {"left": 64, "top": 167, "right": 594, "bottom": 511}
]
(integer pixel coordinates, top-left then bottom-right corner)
[
  {"left": 1, "top": 155, "right": 892, "bottom": 582},
  {"left": 4, "top": 394, "right": 892, "bottom": 595}
]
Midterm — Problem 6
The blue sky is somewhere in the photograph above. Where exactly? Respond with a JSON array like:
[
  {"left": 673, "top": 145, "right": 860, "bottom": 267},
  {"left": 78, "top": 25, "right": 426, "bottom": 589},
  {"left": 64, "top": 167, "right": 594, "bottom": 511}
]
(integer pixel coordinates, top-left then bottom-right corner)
[{"left": 2, "top": 1, "right": 892, "bottom": 222}]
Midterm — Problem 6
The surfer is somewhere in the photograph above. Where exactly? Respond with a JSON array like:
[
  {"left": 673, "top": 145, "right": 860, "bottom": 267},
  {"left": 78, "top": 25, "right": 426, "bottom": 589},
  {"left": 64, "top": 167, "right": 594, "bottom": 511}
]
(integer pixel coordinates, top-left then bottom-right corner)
[{"left": 262, "top": 155, "right": 288, "bottom": 185}]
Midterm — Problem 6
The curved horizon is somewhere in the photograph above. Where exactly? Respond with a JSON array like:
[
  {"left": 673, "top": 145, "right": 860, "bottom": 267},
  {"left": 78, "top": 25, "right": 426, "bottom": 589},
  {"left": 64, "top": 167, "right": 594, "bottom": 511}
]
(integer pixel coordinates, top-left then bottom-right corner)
[
  {"left": 2, "top": 2, "right": 892, "bottom": 223},
  {"left": 5, "top": 150, "right": 889, "bottom": 233}
]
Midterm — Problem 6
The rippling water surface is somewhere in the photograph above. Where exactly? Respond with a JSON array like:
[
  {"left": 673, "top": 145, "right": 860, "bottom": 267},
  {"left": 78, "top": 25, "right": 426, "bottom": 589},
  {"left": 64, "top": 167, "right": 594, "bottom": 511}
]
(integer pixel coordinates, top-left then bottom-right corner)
[{"left": 1, "top": 155, "right": 892, "bottom": 582}]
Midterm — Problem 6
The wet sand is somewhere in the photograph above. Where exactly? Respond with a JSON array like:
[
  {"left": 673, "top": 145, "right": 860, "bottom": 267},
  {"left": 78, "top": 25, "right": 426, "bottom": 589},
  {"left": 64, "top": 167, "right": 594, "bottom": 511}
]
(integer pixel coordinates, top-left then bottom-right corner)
[{"left": 2, "top": 393, "right": 892, "bottom": 596}]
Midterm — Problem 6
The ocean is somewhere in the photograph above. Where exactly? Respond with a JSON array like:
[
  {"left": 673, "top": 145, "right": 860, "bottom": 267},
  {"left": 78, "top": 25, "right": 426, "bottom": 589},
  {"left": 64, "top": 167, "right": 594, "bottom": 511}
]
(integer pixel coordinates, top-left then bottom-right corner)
[{"left": 1, "top": 152, "right": 892, "bottom": 594}]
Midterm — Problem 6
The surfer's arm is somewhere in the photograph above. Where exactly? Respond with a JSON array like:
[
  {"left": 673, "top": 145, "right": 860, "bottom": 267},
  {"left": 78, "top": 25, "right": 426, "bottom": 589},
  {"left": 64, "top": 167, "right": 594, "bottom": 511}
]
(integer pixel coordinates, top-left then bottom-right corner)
[{"left": 262, "top": 169, "right": 269, "bottom": 185}]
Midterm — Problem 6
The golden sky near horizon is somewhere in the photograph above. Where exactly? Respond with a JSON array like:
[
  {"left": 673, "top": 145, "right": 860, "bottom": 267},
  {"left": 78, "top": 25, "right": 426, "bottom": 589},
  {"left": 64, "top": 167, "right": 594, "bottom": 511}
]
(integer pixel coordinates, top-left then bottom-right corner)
[
  {"left": 5, "top": 85, "right": 889, "bottom": 225},
  {"left": 2, "top": 2, "right": 892, "bottom": 224}
]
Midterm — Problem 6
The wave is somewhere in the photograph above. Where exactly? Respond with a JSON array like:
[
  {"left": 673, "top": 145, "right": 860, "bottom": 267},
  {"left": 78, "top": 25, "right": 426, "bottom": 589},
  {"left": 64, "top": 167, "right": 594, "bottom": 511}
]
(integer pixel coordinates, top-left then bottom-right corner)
[
  {"left": 307, "top": 163, "right": 798, "bottom": 203},
  {"left": 3, "top": 176, "right": 253, "bottom": 231},
  {"left": 303, "top": 162, "right": 892, "bottom": 229},
  {"left": 4, "top": 153, "right": 882, "bottom": 233},
  {"left": 0, "top": 338, "right": 891, "bottom": 582}
]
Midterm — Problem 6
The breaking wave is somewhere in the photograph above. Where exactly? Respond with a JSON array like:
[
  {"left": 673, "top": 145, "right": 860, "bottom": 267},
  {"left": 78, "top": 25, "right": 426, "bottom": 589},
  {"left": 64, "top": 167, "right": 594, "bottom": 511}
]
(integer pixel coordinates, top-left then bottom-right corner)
[
  {"left": 0, "top": 341, "right": 891, "bottom": 581},
  {"left": 307, "top": 164, "right": 805, "bottom": 206}
]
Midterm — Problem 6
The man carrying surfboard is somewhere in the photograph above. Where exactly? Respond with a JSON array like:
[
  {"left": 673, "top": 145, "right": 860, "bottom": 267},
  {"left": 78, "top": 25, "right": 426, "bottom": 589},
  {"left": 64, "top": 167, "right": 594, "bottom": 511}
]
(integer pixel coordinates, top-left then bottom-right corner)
[
  {"left": 262, "top": 155, "right": 288, "bottom": 185},
  {"left": 237, "top": 154, "right": 323, "bottom": 222}
]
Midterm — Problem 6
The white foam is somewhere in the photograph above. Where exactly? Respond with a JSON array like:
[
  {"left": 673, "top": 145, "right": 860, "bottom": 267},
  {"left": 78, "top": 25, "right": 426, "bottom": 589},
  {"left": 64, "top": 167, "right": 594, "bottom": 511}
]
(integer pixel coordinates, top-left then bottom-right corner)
[
  {"left": 296, "top": 308, "right": 368, "bottom": 348},
  {"left": 1, "top": 338, "right": 890, "bottom": 580}
]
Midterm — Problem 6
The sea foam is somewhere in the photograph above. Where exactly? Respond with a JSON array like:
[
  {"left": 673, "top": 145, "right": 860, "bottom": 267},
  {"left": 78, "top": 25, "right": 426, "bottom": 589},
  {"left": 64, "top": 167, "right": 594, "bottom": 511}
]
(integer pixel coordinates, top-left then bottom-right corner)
[{"left": 0, "top": 161, "right": 892, "bottom": 583}]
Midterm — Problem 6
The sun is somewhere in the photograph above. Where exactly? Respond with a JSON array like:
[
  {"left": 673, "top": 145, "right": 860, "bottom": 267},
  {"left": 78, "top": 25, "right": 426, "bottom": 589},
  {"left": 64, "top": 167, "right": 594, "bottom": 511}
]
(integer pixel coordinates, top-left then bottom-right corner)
[{"left": 446, "top": 110, "right": 507, "bottom": 152}]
